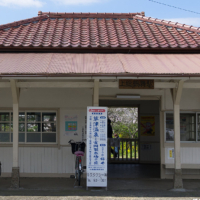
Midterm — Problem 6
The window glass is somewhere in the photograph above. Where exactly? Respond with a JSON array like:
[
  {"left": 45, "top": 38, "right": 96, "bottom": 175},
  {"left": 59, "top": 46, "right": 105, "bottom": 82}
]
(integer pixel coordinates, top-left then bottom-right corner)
[
  {"left": 166, "top": 113, "right": 174, "bottom": 141},
  {"left": 0, "top": 111, "right": 56, "bottom": 143},
  {"left": 166, "top": 113, "right": 196, "bottom": 141},
  {"left": 180, "top": 114, "right": 196, "bottom": 141},
  {"left": 11, "top": 123, "right": 25, "bottom": 132},
  {"left": 27, "top": 123, "right": 41, "bottom": 132},
  {"left": 197, "top": 114, "right": 200, "bottom": 141},
  {"left": 27, "top": 133, "right": 41, "bottom": 142},
  {"left": 42, "top": 113, "right": 56, "bottom": 122},
  {"left": 42, "top": 123, "right": 56, "bottom": 132},
  {"left": 0, "top": 133, "right": 10, "bottom": 142},
  {"left": 0, "top": 113, "right": 9, "bottom": 122},
  {"left": 42, "top": 133, "right": 56, "bottom": 142},
  {"left": 27, "top": 112, "right": 41, "bottom": 122},
  {"left": 11, "top": 112, "right": 25, "bottom": 122},
  {"left": 11, "top": 133, "right": 25, "bottom": 142},
  {"left": 0, "top": 123, "right": 10, "bottom": 132}
]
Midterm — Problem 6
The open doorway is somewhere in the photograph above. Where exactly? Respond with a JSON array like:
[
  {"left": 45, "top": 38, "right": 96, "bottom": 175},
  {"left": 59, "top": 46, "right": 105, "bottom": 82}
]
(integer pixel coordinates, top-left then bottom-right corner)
[
  {"left": 100, "top": 100, "right": 161, "bottom": 179},
  {"left": 108, "top": 107, "right": 139, "bottom": 163}
]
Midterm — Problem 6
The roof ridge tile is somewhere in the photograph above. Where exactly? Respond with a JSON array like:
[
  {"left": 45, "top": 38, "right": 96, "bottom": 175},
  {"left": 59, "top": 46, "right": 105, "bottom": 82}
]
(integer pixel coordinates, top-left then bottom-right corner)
[
  {"left": 135, "top": 15, "right": 200, "bottom": 33},
  {"left": 0, "top": 15, "right": 49, "bottom": 31},
  {"left": 39, "top": 11, "right": 144, "bottom": 19}
]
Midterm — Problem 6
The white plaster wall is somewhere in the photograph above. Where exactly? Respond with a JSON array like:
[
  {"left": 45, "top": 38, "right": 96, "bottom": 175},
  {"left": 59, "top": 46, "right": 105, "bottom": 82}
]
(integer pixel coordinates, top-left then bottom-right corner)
[
  {"left": 165, "top": 147, "right": 200, "bottom": 164},
  {"left": 100, "top": 88, "right": 164, "bottom": 97},
  {"left": 0, "top": 87, "right": 91, "bottom": 176},
  {"left": 139, "top": 102, "right": 160, "bottom": 163},
  {"left": 60, "top": 109, "right": 87, "bottom": 144},
  {"left": 164, "top": 88, "right": 200, "bottom": 110},
  {"left": 2, "top": 85, "right": 200, "bottom": 176},
  {"left": 0, "top": 146, "right": 75, "bottom": 174},
  {"left": 0, "top": 88, "right": 93, "bottom": 108},
  {"left": 0, "top": 88, "right": 12, "bottom": 107},
  {"left": 163, "top": 88, "right": 200, "bottom": 177},
  {"left": 19, "top": 88, "right": 93, "bottom": 108}
]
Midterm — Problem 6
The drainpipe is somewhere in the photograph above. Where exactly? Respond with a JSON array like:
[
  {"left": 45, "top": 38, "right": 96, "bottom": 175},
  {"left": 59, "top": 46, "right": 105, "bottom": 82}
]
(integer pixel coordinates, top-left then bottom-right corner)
[{"left": 0, "top": 162, "right": 1, "bottom": 176}]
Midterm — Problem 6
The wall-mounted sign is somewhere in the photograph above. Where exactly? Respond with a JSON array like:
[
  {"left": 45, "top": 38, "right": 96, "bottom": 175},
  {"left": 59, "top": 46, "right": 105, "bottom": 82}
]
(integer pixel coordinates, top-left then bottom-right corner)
[
  {"left": 141, "top": 143, "right": 152, "bottom": 150},
  {"left": 65, "top": 115, "right": 78, "bottom": 136},
  {"left": 119, "top": 80, "right": 154, "bottom": 89},
  {"left": 168, "top": 148, "right": 174, "bottom": 159},
  {"left": 87, "top": 107, "right": 107, "bottom": 188},
  {"left": 140, "top": 116, "right": 155, "bottom": 136}
]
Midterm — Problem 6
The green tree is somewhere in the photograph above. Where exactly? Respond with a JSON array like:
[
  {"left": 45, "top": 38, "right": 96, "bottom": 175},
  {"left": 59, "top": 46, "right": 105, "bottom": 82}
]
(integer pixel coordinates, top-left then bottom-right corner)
[{"left": 108, "top": 108, "right": 138, "bottom": 139}]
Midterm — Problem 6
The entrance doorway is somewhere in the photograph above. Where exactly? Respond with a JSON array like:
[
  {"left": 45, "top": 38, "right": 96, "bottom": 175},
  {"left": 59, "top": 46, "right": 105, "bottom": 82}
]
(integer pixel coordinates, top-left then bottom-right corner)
[
  {"left": 100, "top": 100, "right": 161, "bottom": 179},
  {"left": 107, "top": 107, "right": 139, "bottom": 163}
]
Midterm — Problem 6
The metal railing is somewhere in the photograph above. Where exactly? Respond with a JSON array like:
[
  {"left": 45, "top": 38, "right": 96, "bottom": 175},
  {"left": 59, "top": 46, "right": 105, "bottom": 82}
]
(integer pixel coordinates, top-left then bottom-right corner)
[{"left": 108, "top": 138, "right": 139, "bottom": 163}]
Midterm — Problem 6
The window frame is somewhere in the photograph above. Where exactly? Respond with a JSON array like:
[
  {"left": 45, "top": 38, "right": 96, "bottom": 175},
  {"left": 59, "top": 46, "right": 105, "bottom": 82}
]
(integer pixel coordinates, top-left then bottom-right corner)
[
  {"left": 165, "top": 111, "right": 198, "bottom": 143},
  {"left": 0, "top": 109, "right": 58, "bottom": 145}
]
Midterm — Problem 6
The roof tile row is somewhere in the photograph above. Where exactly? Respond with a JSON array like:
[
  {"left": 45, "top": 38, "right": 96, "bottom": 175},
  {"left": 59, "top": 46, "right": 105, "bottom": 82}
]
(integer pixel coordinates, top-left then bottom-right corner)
[{"left": 0, "top": 13, "right": 200, "bottom": 49}]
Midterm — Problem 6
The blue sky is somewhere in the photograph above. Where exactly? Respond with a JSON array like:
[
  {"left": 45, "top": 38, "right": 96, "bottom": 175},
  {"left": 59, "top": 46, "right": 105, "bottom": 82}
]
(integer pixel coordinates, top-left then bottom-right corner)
[{"left": 0, "top": 0, "right": 200, "bottom": 27}]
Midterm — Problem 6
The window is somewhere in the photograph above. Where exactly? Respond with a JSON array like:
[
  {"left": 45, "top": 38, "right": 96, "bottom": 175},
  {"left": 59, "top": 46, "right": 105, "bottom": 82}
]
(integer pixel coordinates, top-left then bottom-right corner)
[
  {"left": 165, "top": 112, "right": 196, "bottom": 142},
  {"left": 0, "top": 111, "right": 57, "bottom": 143},
  {"left": 0, "top": 112, "right": 10, "bottom": 142}
]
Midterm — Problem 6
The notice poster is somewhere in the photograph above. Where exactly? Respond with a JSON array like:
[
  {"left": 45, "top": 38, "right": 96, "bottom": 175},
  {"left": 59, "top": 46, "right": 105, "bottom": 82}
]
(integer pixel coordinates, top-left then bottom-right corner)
[
  {"left": 140, "top": 116, "right": 155, "bottom": 136},
  {"left": 65, "top": 115, "right": 78, "bottom": 136},
  {"left": 168, "top": 148, "right": 174, "bottom": 159},
  {"left": 87, "top": 107, "right": 107, "bottom": 188}
]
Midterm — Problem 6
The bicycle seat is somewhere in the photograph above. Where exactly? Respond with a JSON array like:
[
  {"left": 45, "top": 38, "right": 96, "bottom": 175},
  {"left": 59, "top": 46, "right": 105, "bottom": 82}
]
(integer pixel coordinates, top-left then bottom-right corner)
[{"left": 74, "top": 151, "right": 84, "bottom": 157}]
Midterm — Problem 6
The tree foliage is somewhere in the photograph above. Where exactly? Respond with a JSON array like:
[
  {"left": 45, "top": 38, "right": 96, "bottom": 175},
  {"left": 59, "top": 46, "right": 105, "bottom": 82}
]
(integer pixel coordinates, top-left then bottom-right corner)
[{"left": 108, "top": 108, "right": 138, "bottom": 139}]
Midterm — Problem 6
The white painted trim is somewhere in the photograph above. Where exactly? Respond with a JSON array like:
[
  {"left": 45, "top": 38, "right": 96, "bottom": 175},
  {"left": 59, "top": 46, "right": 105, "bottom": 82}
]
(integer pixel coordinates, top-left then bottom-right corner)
[
  {"left": 10, "top": 80, "right": 19, "bottom": 168},
  {"left": 0, "top": 82, "right": 10, "bottom": 88},
  {"left": 99, "top": 96, "right": 161, "bottom": 100},
  {"left": 18, "top": 82, "right": 94, "bottom": 88},
  {"left": 93, "top": 79, "right": 99, "bottom": 106},
  {"left": 160, "top": 111, "right": 165, "bottom": 179},
  {"left": 1, "top": 173, "right": 87, "bottom": 178},
  {"left": 164, "top": 111, "right": 199, "bottom": 143},
  {"left": 165, "top": 164, "right": 200, "bottom": 169},
  {"left": 1, "top": 76, "right": 190, "bottom": 80},
  {"left": 116, "top": 77, "right": 189, "bottom": 80},
  {"left": 175, "top": 80, "right": 184, "bottom": 105},
  {"left": 0, "top": 81, "right": 200, "bottom": 89}
]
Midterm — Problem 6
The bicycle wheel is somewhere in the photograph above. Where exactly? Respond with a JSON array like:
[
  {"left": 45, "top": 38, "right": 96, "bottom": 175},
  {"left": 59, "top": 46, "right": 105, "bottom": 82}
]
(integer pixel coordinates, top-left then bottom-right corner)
[{"left": 78, "top": 169, "right": 81, "bottom": 186}]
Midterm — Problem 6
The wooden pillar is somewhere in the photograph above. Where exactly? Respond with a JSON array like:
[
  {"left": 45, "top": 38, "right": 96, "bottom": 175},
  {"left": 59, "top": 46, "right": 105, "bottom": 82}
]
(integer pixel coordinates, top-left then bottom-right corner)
[
  {"left": 93, "top": 79, "right": 99, "bottom": 106},
  {"left": 10, "top": 80, "right": 20, "bottom": 188},
  {"left": 171, "top": 80, "right": 184, "bottom": 189}
]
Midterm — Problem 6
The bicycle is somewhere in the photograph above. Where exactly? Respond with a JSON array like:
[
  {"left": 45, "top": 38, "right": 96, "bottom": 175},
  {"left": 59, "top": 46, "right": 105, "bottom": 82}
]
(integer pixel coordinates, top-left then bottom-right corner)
[{"left": 68, "top": 139, "right": 86, "bottom": 186}]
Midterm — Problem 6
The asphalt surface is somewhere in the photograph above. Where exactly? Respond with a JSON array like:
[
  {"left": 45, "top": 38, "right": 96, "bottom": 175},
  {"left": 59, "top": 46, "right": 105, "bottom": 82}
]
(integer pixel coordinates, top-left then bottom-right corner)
[{"left": 0, "top": 178, "right": 200, "bottom": 199}]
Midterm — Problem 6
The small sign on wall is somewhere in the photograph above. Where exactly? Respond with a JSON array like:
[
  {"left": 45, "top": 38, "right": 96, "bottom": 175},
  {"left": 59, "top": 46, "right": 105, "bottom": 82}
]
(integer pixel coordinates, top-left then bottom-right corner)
[
  {"left": 65, "top": 115, "right": 78, "bottom": 136},
  {"left": 119, "top": 79, "right": 154, "bottom": 89},
  {"left": 168, "top": 148, "right": 174, "bottom": 159},
  {"left": 141, "top": 144, "right": 152, "bottom": 150}
]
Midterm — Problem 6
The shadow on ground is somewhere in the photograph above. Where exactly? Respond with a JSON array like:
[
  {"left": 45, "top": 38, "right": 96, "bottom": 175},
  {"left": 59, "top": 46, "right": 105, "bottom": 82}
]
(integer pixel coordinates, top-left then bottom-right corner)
[
  {"left": 0, "top": 164, "right": 200, "bottom": 198},
  {"left": 1, "top": 177, "right": 200, "bottom": 198}
]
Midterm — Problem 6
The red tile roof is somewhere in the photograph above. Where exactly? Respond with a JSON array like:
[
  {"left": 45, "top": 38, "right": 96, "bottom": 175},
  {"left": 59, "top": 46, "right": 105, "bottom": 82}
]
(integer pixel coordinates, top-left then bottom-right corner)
[
  {"left": 1, "top": 53, "right": 200, "bottom": 76},
  {"left": 0, "top": 12, "right": 200, "bottom": 49}
]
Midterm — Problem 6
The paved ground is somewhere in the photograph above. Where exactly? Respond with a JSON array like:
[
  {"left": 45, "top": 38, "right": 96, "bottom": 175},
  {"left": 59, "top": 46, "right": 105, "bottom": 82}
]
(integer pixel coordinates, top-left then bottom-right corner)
[
  {"left": 0, "top": 164, "right": 199, "bottom": 199},
  {"left": 0, "top": 177, "right": 200, "bottom": 199},
  {"left": 108, "top": 164, "right": 160, "bottom": 179}
]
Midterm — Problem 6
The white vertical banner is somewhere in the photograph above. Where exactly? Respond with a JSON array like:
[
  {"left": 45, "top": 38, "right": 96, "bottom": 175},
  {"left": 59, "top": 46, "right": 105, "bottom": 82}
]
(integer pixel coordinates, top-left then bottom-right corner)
[{"left": 87, "top": 107, "right": 107, "bottom": 188}]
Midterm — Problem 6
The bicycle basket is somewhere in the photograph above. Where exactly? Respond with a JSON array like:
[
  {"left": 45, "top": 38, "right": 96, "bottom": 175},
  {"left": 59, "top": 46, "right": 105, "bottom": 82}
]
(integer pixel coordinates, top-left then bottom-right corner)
[{"left": 70, "top": 142, "right": 85, "bottom": 154}]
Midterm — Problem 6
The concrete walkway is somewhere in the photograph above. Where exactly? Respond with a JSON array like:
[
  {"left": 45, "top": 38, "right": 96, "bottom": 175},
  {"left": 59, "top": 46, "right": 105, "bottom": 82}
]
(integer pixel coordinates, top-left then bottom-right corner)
[{"left": 0, "top": 177, "right": 200, "bottom": 199}]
